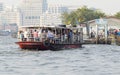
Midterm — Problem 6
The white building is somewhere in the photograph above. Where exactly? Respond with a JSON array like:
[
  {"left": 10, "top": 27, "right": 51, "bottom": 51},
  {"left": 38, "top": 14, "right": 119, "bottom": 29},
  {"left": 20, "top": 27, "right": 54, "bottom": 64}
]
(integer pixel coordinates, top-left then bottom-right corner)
[
  {"left": 19, "top": 0, "right": 47, "bottom": 27},
  {"left": 47, "top": 4, "right": 67, "bottom": 14},
  {"left": 0, "top": 7, "right": 19, "bottom": 31},
  {"left": 19, "top": 0, "right": 68, "bottom": 27},
  {"left": 41, "top": 13, "right": 62, "bottom": 26},
  {"left": 40, "top": 4, "right": 68, "bottom": 26}
]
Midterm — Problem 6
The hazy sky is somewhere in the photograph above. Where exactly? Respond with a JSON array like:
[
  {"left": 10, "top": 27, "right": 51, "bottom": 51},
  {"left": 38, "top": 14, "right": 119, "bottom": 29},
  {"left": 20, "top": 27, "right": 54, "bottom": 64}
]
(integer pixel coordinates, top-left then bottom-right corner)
[{"left": 0, "top": 0, "right": 120, "bottom": 15}]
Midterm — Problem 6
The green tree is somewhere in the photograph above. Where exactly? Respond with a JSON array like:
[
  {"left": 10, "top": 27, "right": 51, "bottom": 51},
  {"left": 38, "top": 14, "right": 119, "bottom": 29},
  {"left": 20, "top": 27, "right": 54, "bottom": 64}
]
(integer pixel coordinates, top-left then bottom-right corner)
[
  {"left": 61, "top": 11, "right": 77, "bottom": 25},
  {"left": 115, "top": 12, "right": 120, "bottom": 19},
  {"left": 61, "top": 6, "right": 106, "bottom": 26}
]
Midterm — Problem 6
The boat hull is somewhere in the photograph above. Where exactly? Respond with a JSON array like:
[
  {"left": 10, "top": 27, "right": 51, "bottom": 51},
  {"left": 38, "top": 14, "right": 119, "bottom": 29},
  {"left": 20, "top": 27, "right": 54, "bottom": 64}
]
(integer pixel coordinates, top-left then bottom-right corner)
[
  {"left": 15, "top": 41, "right": 82, "bottom": 50},
  {"left": 15, "top": 42, "right": 49, "bottom": 50}
]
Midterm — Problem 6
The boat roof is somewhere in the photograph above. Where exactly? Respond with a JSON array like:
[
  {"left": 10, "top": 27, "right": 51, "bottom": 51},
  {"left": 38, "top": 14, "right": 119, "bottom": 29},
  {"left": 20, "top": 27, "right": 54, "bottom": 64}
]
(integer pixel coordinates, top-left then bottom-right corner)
[
  {"left": 20, "top": 25, "right": 55, "bottom": 28},
  {"left": 20, "top": 25, "right": 82, "bottom": 29}
]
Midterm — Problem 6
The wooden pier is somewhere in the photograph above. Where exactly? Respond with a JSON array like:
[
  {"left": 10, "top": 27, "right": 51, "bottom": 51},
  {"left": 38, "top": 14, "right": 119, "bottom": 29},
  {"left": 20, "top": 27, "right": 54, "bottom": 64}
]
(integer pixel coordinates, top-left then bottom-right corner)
[{"left": 83, "top": 38, "right": 112, "bottom": 44}]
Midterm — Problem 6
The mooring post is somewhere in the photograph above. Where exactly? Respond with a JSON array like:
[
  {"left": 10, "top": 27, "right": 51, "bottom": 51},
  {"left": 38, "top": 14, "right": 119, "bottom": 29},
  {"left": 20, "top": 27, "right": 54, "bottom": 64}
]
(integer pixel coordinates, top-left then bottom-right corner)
[
  {"left": 105, "top": 24, "right": 108, "bottom": 44},
  {"left": 96, "top": 24, "right": 98, "bottom": 44}
]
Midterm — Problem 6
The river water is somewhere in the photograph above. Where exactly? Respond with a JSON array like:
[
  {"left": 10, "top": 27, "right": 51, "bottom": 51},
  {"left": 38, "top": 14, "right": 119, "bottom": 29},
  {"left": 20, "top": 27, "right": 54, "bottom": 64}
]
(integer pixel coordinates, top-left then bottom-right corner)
[{"left": 0, "top": 36, "right": 120, "bottom": 75}]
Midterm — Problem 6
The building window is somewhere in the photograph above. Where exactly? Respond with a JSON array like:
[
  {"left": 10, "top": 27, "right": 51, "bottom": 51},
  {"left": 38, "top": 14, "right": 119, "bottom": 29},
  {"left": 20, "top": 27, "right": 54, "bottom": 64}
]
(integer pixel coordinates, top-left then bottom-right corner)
[
  {"left": 25, "top": 16, "right": 40, "bottom": 19},
  {"left": 38, "top": 16, "right": 40, "bottom": 19},
  {"left": 25, "top": 16, "right": 28, "bottom": 19},
  {"left": 29, "top": 16, "right": 31, "bottom": 19},
  {"left": 32, "top": 16, "right": 34, "bottom": 19}
]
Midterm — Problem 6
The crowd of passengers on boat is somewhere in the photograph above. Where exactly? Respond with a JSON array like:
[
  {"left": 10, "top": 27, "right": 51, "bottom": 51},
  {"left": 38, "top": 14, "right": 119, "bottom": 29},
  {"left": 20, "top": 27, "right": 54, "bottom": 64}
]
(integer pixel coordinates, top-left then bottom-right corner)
[{"left": 17, "top": 27, "right": 83, "bottom": 44}]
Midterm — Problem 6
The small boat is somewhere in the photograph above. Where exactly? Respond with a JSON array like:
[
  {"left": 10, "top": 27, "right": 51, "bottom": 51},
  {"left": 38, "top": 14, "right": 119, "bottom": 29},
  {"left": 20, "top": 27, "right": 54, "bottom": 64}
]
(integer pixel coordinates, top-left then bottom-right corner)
[
  {"left": 0, "top": 30, "right": 10, "bottom": 36},
  {"left": 15, "top": 25, "right": 83, "bottom": 50}
]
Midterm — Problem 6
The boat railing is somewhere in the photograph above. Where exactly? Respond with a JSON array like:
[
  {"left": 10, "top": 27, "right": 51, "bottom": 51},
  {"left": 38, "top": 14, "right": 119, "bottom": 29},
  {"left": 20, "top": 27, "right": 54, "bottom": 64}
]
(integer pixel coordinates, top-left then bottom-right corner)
[
  {"left": 19, "top": 36, "right": 83, "bottom": 45},
  {"left": 52, "top": 32, "right": 83, "bottom": 45},
  {"left": 18, "top": 26, "right": 83, "bottom": 45},
  {"left": 19, "top": 33, "right": 83, "bottom": 44}
]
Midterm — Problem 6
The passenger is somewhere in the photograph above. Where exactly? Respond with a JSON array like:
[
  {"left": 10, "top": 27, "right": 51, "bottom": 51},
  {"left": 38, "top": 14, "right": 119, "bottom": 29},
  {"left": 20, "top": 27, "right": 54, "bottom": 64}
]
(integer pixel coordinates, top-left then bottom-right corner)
[
  {"left": 23, "top": 29, "right": 29, "bottom": 41},
  {"left": 114, "top": 29, "right": 118, "bottom": 35},
  {"left": 73, "top": 32, "right": 76, "bottom": 42},
  {"left": 61, "top": 34, "right": 64, "bottom": 42},
  {"left": 19, "top": 31, "right": 24, "bottom": 41},
  {"left": 117, "top": 29, "right": 120, "bottom": 36},
  {"left": 64, "top": 33, "right": 68, "bottom": 42},
  {"left": 38, "top": 28, "right": 42, "bottom": 41},
  {"left": 33, "top": 30, "right": 39, "bottom": 41},
  {"left": 27, "top": 30, "right": 30, "bottom": 41},
  {"left": 47, "top": 30, "right": 54, "bottom": 43},
  {"left": 29, "top": 30, "right": 33, "bottom": 41},
  {"left": 75, "top": 31, "right": 79, "bottom": 42},
  {"left": 17, "top": 31, "right": 20, "bottom": 39},
  {"left": 41, "top": 29, "right": 47, "bottom": 42},
  {"left": 107, "top": 30, "right": 109, "bottom": 36},
  {"left": 91, "top": 30, "right": 95, "bottom": 38},
  {"left": 98, "top": 30, "right": 104, "bottom": 39},
  {"left": 68, "top": 30, "right": 73, "bottom": 43},
  {"left": 113, "top": 29, "right": 118, "bottom": 39},
  {"left": 54, "top": 33, "right": 60, "bottom": 43}
]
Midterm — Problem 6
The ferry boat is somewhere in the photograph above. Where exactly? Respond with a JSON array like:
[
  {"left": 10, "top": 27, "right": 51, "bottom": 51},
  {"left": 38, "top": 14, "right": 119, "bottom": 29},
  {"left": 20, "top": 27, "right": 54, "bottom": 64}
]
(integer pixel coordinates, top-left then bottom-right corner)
[{"left": 15, "top": 25, "right": 83, "bottom": 50}]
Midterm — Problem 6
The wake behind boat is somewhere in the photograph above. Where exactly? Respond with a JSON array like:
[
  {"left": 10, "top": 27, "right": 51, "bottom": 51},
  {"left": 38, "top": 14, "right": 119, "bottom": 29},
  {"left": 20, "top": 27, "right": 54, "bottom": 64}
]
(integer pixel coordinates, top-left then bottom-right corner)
[{"left": 15, "top": 25, "right": 83, "bottom": 50}]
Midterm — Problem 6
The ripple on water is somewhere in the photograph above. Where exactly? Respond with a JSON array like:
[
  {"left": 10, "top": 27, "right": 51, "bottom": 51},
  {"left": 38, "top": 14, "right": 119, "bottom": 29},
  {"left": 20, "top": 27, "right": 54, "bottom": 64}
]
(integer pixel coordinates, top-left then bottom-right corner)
[{"left": 0, "top": 36, "right": 120, "bottom": 75}]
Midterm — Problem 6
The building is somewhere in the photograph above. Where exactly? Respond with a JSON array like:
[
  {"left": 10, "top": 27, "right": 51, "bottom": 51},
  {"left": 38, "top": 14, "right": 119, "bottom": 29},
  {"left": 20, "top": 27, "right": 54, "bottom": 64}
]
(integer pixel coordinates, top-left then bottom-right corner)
[
  {"left": 19, "top": 0, "right": 69, "bottom": 28},
  {"left": 42, "top": 0, "right": 48, "bottom": 12},
  {"left": 19, "top": 0, "right": 47, "bottom": 27},
  {"left": 47, "top": 4, "right": 68, "bottom": 14},
  {"left": 0, "top": 7, "right": 19, "bottom": 32},
  {"left": 41, "top": 13, "right": 62, "bottom": 26},
  {"left": 40, "top": 4, "right": 68, "bottom": 26}
]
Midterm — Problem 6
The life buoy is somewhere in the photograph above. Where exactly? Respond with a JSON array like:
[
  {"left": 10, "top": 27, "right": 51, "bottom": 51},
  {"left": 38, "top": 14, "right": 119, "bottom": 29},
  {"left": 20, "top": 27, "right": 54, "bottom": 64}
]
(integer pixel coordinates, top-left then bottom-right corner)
[{"left": 43, "top": 40, "right": 50, "bottom": 47}]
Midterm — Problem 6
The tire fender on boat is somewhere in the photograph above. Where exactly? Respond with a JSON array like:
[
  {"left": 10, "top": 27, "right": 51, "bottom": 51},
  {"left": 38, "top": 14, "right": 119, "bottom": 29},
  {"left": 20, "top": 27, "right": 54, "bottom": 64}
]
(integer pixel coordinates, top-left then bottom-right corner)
[{"left": 43, "top": 40, "right": 50, "bottom": 47}]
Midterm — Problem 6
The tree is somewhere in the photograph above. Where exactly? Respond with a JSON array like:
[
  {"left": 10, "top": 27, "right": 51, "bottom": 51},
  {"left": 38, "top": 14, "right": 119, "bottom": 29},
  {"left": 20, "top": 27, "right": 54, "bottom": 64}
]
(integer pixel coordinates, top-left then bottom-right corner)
[
  {"left": 61, "top": 6, "right": 106, "bottom": 26},
  {"left": 61, "top": 11, "right": 77, "bottom": 25},
  {"left": 115, "top": 12, "right": 120, "bottom": 19}
]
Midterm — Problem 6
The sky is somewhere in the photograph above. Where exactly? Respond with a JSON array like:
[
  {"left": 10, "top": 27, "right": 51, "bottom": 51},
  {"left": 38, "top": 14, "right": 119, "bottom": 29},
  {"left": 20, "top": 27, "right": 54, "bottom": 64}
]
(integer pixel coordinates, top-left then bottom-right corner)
[{"left": 0, "top": 0, "right": 120, "bottom": 15}]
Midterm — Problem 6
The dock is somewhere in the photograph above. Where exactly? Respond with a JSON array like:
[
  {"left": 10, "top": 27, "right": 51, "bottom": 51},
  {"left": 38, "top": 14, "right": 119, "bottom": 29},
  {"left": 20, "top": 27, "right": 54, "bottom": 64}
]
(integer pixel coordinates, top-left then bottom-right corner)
[{"left": 83, "top": 34, "right": 116, "bottom": 45}]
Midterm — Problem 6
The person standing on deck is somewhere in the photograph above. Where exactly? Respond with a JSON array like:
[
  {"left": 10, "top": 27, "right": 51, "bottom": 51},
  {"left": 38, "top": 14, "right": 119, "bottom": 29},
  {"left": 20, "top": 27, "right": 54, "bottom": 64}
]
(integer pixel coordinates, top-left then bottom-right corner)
[
  {"left": 33, "top": 30, "right": 38, "bottom": 41},
  {"left": 41, "top": 28, "right": 47, "bottom": 42},
  {"left": 23, "top": 29, "right": 29, "bottom": 41},
  {"left": 38, "top": 28, "right": 42, "bottom": 41},
  {"left": 117, "top": 29, "right": 120, "bottom": 36},
  {"left": 68, "top": 30, "right": 73, "bottom": 43},
  {"left": 19, "top": 31, "right": 24, "bottom": 41},
  {"left": 47, "top": 30, "right": 54, "bottom": 43}
]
